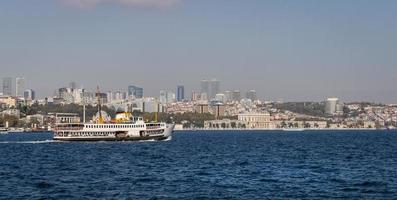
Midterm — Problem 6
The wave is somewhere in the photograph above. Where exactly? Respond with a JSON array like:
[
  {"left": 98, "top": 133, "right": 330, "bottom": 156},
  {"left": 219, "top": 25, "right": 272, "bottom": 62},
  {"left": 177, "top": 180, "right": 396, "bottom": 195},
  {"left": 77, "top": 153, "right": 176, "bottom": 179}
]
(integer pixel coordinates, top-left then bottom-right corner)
[{"left": 0, "top": 140, "right": 60, "bottom": 144}]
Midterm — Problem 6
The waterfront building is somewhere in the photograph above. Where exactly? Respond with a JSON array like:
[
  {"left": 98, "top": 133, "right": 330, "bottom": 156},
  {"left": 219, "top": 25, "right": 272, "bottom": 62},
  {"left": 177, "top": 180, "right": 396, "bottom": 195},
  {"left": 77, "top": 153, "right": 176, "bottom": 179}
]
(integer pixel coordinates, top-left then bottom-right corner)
[
  {"left": 24, "top": 89, "right": 36, "bottom": 100},
  {"left": 0, "top": 96, "right": 17, "bottom": 107},
  {"left": 128, "top": 85, "right": 143, "bottom": 99},
  {"left": 2, "top": 77, "right": 12, "bottom": 96},
  {"left": 273, "top": 120, "right": 327, "bottom": 129},
  {"left": 177, "top": 85, "right": 185, "bottom": 102},
  {"left": 16, "top": 77, "right": 26, "bottom": 97},
  {"left": 238, "top": 113, "right": 274, "bottom": 129},
  {"left": 54, "top": 113, "right": 81, "bottom": 124},
  {"left": 204, "top": 119, "right": 245, "bottom": 129}
]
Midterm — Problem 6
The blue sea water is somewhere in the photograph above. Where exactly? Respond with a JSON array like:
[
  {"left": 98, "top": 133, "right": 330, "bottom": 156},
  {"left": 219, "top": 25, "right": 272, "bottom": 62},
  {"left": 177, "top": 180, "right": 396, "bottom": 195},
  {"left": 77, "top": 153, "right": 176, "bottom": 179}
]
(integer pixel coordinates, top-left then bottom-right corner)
[{"left": 1, "top": 130, "right": 397, "bottom": 200}]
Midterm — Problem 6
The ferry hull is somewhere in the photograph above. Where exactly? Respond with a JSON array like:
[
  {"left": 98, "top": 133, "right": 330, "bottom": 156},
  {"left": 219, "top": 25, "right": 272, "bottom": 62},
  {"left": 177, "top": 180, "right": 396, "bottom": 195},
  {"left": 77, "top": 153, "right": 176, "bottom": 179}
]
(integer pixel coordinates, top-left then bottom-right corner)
[{"left": 53, "top": 135, "right": 170, "bottom": 142}]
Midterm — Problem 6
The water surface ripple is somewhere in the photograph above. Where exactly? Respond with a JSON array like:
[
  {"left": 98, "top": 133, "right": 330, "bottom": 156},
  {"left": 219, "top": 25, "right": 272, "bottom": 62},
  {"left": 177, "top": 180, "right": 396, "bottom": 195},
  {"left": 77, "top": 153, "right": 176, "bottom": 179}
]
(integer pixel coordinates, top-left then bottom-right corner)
[{"left": 1, "top": 130, "right": 397, "bottom": 199}]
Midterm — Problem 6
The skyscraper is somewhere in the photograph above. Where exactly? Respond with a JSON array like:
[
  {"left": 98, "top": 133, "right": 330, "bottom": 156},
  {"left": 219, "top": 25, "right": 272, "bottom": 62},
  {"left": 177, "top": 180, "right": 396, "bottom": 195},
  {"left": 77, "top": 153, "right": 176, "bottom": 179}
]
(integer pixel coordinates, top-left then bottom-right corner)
[
  {"left": 128, "top": 85, "right": 144, "bottom": 99},
  {"left": 325, "top": 97, "right": 343, "bottom": 115},
  {"left": 200, "top": 79, "right": 210, "bottom": 97},
  {"left": 16, "top": 77, "right": 26, "bottom": 97},
  {"left": 224, "top": 91, "right": 232, "bottom": 103},
  {"left": 246, "top": 90, "right": 257, "bottom": 101},
  {"left": 159, "top": 90, "right": 176, "bottom": 104},
  {"left": 177, "top": 85, "right": 185, "bottom": 102},
  {"left": 232, "top": 90, "right": 241, "bottom": 102},
  {"left": 200, "top": 79, "right": 220, "bottom": 100},
  {"left": 209, "top": 79, "right": 220, "bottom": 99},
  {"left": 2, "top": 77, "right": 12, "bottom": 96},
  {"left": 24, "top": 89, "right": 36, "bottom": 100}
]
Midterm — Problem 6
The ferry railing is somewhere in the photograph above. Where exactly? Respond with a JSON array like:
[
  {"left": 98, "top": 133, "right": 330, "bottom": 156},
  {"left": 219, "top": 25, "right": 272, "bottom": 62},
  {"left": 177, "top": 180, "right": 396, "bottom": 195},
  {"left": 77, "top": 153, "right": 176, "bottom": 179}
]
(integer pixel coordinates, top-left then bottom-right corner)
[{"left": 54, "top": 127, "right": 84, "bottom": 131}]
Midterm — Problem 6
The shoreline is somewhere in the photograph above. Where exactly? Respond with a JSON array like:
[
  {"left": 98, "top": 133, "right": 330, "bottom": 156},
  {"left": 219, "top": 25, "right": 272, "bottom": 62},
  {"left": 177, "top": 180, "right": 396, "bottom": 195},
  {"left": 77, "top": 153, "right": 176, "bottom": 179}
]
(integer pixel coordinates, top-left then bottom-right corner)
[{"left": 176, "top": 128, "right": 395, "bottom": 132}]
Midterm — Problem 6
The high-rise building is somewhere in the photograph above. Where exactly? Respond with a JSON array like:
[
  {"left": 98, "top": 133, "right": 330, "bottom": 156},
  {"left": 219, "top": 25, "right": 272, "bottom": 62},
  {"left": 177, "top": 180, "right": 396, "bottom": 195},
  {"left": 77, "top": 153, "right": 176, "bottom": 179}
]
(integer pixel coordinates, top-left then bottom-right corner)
[
  {"left": 16, "top": 77, "right": 26, "bottom": 97},
  {"left": 224, "top": 91, "right": 232, "bottom": 103},
  {"left": 246, "top": 90, "right": 257, "bottom": 101},
  {"left": 128, "top": 85, "right": 143, "bottom": 99},
  {"left": 2, "top": 77, "right": 12, "bottom": 96},
  {"left": 325, "top": 97, "right": 343, "bottom": 115},
  {"left": 73, "top": 88, "right": 85, "bottom": 104},
  {"left": 142, "top": 98, "right": 159, "bottom": 113},
  {"left": 114, "top": 91, "right": 127, "bottom": 101},
  {"left": 24, "top": 89, "right": 36, "bottom": 100},
  {"left": 159, "top": 90, "right": 176, "bottom": 104},
  {"left": 232, "top": 90, "right": 241, "bottom": 102},
  {"left": 106, "top": 91, "right": 113, "bottom": 103},
  {"left": 200, "top": 79, "right": 220, "bottom": 100},
  {"left": 200, "top": 79, "right": 210, "bottom": 97},
  {"left": 95, "top": 92, "right": 108, "bottom": 104},
  {"left": 177, "top": 85, "right": 185, "bottom": 102},
  {"left": 209, "top": 79, "right": 220, "bottom": 99}
]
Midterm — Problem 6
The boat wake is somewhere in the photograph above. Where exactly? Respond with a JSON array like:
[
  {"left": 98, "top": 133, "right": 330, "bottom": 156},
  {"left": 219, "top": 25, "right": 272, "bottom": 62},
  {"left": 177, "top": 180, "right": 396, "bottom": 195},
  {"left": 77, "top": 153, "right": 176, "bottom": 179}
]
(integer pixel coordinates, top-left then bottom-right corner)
[{"left": 0, "top": 140, "right": 60, "bottom": 144}]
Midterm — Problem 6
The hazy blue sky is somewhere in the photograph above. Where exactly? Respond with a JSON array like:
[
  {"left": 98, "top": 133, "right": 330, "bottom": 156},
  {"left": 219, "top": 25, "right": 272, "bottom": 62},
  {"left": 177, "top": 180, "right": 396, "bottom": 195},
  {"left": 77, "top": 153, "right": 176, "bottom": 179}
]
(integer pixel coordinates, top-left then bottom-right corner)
[{"left": 1, "top": 0, "right": 396, "bottom": 103}]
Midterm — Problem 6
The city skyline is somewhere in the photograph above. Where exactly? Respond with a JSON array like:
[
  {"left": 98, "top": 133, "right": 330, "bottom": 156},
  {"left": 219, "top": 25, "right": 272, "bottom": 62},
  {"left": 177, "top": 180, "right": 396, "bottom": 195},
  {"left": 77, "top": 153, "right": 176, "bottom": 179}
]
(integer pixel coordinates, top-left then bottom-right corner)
[{"left": 1, "top": 0, "right": 397, "bottom": 103}]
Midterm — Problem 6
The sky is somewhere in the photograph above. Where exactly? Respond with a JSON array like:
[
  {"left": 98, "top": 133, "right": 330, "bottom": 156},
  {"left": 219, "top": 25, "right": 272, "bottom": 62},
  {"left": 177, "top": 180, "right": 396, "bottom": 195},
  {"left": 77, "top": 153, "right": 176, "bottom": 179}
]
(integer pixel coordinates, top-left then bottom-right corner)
[{"left": 0, "top": 0, "right": 396, "bottom": 103}]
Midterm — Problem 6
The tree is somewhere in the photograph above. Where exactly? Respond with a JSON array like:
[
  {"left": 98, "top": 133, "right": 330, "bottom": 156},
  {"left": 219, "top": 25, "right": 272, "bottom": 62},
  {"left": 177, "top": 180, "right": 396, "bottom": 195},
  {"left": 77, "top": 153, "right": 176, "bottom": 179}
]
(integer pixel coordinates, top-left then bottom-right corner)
[
  {"left": 281, "top": 121, "right": 287, "bottom": 128},
  {"left": 2, "top": 115, "right": 19, "bottom": 127}
]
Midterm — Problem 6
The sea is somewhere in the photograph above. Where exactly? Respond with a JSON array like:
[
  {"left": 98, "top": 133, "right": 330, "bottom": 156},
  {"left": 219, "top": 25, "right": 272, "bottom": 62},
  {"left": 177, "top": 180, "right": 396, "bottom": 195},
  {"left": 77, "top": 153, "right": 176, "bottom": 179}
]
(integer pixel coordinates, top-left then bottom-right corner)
[{"left": 0, "top": 130, "right": 397, "bottom": 200}]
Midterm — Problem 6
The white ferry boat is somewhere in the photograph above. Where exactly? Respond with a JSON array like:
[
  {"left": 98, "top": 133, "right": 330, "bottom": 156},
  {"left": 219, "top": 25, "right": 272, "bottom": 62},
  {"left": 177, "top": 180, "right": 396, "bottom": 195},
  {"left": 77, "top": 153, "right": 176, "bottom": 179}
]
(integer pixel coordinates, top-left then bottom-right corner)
[
  {"left": 53, "top": 112, "right": 174, "bottom": 141},
  {"left": 53, "top": 87, "right": 174, "bottom": 141}
]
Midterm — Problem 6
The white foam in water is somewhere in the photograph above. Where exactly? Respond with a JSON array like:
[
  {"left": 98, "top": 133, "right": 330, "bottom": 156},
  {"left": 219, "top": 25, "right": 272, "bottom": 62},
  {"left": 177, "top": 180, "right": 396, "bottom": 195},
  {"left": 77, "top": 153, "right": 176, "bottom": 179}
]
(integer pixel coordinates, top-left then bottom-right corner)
[{"left": 0, "top": 140, "right": 60, "bottom": 144}]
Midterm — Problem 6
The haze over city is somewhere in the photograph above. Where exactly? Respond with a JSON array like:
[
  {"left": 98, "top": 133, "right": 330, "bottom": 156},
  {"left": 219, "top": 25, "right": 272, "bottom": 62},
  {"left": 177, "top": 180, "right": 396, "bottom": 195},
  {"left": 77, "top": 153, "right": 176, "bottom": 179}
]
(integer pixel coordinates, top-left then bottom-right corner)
[{"left": 1, "top": 0, "right": 396, "bottom": 103}]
